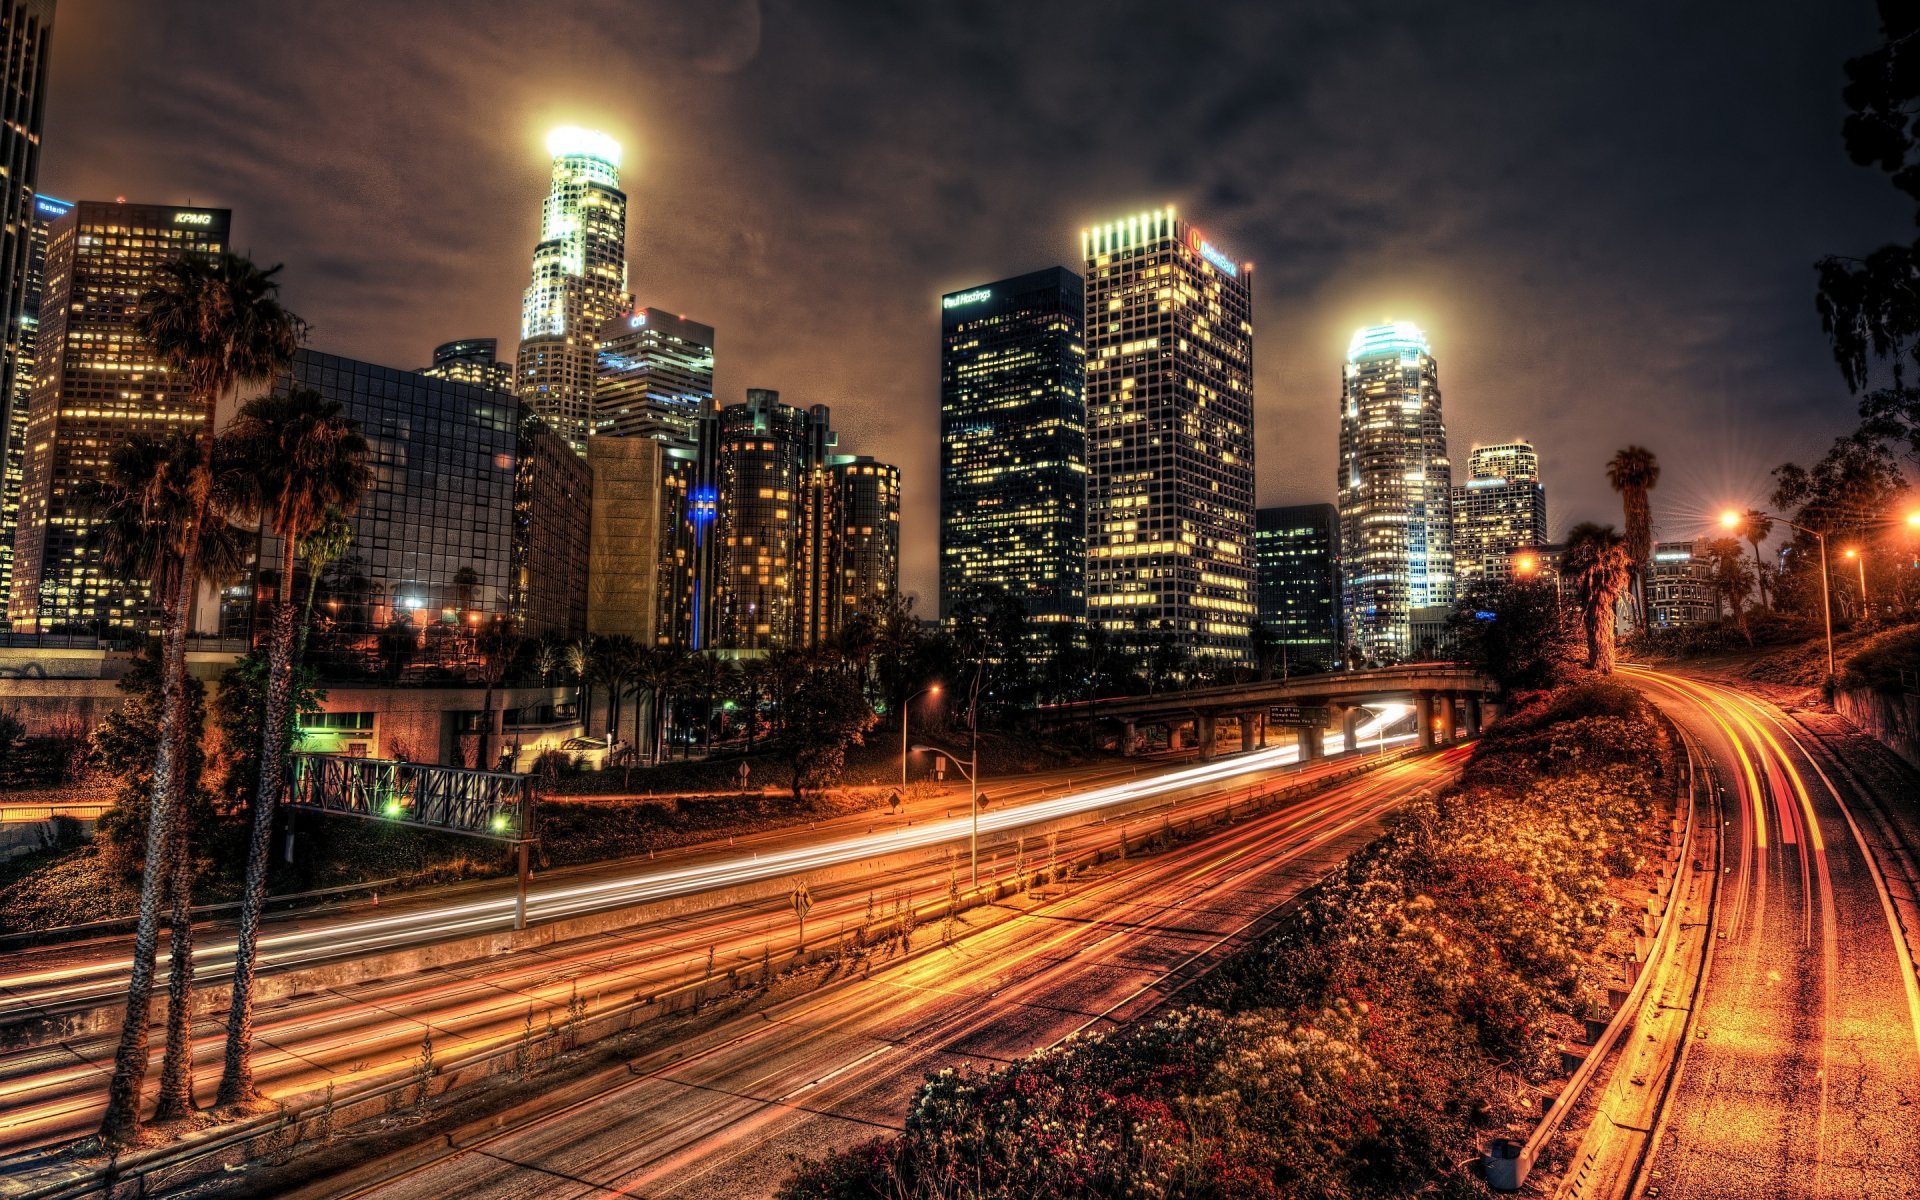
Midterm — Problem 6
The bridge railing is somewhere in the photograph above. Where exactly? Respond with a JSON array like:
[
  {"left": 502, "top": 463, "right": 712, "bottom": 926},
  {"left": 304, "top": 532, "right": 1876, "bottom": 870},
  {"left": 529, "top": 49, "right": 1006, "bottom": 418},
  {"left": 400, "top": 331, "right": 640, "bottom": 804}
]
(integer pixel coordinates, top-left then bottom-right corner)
[{"left": 287, "top": 753, "right": 533, "bottom": 842}]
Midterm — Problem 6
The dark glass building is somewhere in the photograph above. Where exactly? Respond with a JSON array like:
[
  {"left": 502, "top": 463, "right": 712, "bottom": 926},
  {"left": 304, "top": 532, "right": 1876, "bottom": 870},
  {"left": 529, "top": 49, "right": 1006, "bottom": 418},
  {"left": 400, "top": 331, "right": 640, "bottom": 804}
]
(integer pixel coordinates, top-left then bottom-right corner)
[
  {"left": 938, "top": 267, "right": 1086, "bottom": 631},
  {"left": 655, "top": 420, "right": 720, "bottom": 649},
  {"left": 1256, "top": 503, "right": 1342, "bottom": 670},
  {"left": 714, "top": 389, "right": 826, "bottom": 650},
  {"left": 9, "top": 201, "right": 232, "bottom": 633},
  {"left": 228, "top": 349, "right": 523, "bottom": 679}
]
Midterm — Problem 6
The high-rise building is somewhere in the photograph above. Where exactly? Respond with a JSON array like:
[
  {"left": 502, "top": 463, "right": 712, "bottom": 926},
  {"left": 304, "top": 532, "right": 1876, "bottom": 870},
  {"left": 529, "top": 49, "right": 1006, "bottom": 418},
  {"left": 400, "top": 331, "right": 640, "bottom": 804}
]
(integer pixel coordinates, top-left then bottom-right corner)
[
  {"left": 832, "top": 456, "right": 901, "bottom": 633},
  {"left": 1, "top": 192, "right": 68, "bottom": 606},
  {"left": 705, "top": 389, "right": 897, "bottom": 652},
  {"left": 1081, "top": 207, "right": 1255, "bottom": 661},
  {"left": 222, "top": 349, "right": 591, "bottom": 669},
  {"left": 1452, "top": 441, "right": 1548, "bottom": 591},
  {"left": 593, "top": 308, "right": 715, "bottom": 443},
  {"left": 1255, "top": 504, "right": 1342, "bottom": 670},
  {"left": 421, "top": 338, "right": 514, "bottom": 394},
  {"left": 1648, "top": 541, "right": 1716, "bottom": 629},
  {"left": 515, "top": 127, "right": 629, "bottom": 453},
  {"left": 938, "top": 267, "right": 1086, "bottom": 631},
  {"left": 654, "top": 424, "right": 720, "bottom": 650},
  {"left": 8, "top": 202, "right": 232, "bottom": 633},
  {"left": 1337, "top": 321, "right": 1454, "bottom": 662}
]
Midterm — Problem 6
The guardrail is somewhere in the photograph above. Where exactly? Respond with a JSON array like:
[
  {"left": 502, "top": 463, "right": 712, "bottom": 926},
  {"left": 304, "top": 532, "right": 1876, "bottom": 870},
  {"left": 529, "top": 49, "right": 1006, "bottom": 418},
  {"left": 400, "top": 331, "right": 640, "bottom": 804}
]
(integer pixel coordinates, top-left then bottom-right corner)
[
  {"left": 2, "top": 743, "right": 1440, "bottom": 1200},
  {"left": 1485, "top": 711, "right": 1703, "bottom": 1190}
]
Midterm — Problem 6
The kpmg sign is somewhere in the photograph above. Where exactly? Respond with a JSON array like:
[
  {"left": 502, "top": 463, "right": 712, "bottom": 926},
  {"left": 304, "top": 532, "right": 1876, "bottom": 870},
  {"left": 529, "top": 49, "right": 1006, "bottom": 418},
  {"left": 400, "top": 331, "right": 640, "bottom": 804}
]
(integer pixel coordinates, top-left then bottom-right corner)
[
  {"left": 1187, "top": 229, "right": 1239, "bottom": 277},
  {"left": 942, "top": 287, "right": 992, "bottom": 310},
  {"left": 173, "top": 211, "right": 214, "bottom": 226}
]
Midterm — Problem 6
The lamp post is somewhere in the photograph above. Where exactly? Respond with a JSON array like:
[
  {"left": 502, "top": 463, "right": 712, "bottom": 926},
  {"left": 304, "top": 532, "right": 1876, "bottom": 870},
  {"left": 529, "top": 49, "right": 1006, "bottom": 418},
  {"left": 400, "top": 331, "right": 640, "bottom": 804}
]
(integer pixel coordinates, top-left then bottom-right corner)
[
  {"left": 900, "top": 683, "right": 941, "bottom": 787},
  {"left": 1845, "top": 547, "right": 1868, "bottom": 619},
  {"left": 1723, "top": 509, "right": 1834, "bottom": 682},
  {"left": 914, "top": 742, "right": 980, "bottom": 890}
]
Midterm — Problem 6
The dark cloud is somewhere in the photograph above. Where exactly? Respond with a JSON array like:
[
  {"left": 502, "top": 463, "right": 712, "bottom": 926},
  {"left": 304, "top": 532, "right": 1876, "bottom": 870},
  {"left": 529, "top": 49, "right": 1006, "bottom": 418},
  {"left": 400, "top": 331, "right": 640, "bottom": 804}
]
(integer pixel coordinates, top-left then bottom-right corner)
[{"left": 41, "top": 0, "right": 1906, "bottom": 603}]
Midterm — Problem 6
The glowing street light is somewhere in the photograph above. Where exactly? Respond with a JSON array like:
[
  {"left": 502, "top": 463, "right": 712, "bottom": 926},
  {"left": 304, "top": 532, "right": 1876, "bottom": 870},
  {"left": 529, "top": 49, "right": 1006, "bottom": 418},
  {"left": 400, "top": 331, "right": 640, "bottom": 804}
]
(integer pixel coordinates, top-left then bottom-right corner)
[
  {"left": 1721, "top": 508, "right": 1833, "bottom": 681},
  {"left": 900, "top": 682, "right": 942, "bottom": 788},
  {"left": 1512, "top": 551, "right": 1540, "bottom": 577},
  {"left": 1845, "top": 547, "right": 1869, "bottom": 616}
]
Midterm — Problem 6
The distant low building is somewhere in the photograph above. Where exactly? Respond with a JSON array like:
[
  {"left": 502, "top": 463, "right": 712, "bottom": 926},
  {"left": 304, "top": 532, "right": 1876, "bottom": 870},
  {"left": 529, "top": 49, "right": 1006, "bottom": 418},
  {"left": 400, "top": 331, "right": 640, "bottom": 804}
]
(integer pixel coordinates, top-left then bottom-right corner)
[{"left": 421, "top": 338, "right": 514, "bottom": 394}]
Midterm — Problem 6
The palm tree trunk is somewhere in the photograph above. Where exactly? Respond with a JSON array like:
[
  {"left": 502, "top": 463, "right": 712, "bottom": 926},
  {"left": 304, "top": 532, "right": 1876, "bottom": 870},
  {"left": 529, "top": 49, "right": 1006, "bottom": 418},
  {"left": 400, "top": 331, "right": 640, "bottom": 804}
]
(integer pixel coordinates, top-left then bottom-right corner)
[
  {"left": 217, "top": 543, "right": 298, "bottom": 1106},
  {"left": 1751, "top": 542, "right": 1769, "bottom": 610},
  {"left": 152, "top": 803, "right": 197, "bottom": 1120},
  {"left": 296, "top": 554, "right": 323, "bottom": 661},
  {"left": 100, "top": 517, "right": 202, "bottom": 1142}
]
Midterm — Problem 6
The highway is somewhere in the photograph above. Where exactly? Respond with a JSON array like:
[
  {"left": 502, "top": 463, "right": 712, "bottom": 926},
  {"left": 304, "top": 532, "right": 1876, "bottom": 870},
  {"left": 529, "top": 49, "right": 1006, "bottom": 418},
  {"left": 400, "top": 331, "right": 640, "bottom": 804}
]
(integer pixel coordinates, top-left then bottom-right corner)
[
  {"left": 1620, "top": 668, "right": 1920, "bottom": 1199},
  {"left": 0, "top": 709, "right": 1416, "bottom": 1162},
  {"left": 255, "top": 745, "right": 1471, "bottom": 1200}
]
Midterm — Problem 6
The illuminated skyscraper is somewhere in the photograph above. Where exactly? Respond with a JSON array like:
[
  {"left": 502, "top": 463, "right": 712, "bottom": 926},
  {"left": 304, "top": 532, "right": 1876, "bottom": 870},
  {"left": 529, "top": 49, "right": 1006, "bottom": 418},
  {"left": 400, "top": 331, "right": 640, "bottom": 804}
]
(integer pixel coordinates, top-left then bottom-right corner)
[
  {"left": 421, "top": 337, "right": 513, "bottom": 394},
  {"left": 1081, "top": 207, "right": 1255, "bottom": 662},
  {"left": 1, "top": 193, "right": 67, "bottom": 606},
  {"left": 515, "top": 127, "right": 629, "bottom": 453},
  {"left": 938, "top": 267, "right": 1085, "bottom": 631},
  {"left": 1337, "top": 321, "right": 1454, "bottom": 662},
  {"left": 1451, "top": 441, "right": 1548, "bottom": 590},
  {"left": 1255, "top": 503, "right": 1342, "bottom": 670},
  {"left": 831, "top": 456, "right": 901, "bottom": 633},
  {"left": 9, "top": 202, "right": 231, "bottom": 633},
  {"left": 594, "top": 307, "right": 715, "bottom": 443}
]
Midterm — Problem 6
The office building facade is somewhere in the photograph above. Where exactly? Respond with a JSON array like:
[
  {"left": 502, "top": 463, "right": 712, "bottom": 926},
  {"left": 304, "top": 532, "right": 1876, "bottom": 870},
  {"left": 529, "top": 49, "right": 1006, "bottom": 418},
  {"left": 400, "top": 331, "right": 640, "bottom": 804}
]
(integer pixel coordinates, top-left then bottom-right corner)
[
  {"left": 1254, "top": 503, "right": 1342, "bottom": 670},
  {"left": 515, "top": 127, "right": 629, "bottom": 453},
  {"left": 1081, "top": 207, "right": 1255, "bottom": 661},
  {"left": 1338, "top": 321, "right": 1454, "bottom": 662},
  {"left": 512, "top": 413, "right": 591, "bottom": 639},
  {"left": 1, "top": 192, "right": 67, "bottom": 607},
  {"left": 832, "top": 456, "right": 901, "bottom": 633},
  {"left": 1648, "top": 540, "right": 1716, "bottom": 629},
  {"left": 1452, "top": 441, "right": 1548, "bottom": 590},
  {"left": 9, "top": 202, "right": 232, "bottom": 633},
  {"left": 421, "top": 337, "right": 514, "bottom": 394},
  {"left": 938, "top": 267, "right": 1086, "bottom": 631},
  {"left": 593, "top": 308, "right": 715, "bottom": 443}
]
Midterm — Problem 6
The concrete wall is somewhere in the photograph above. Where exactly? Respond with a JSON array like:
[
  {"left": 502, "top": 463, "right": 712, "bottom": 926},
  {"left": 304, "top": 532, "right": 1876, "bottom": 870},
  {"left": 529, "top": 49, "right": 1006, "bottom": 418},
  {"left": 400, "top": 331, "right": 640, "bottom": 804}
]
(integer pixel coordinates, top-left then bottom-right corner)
[
  {"left": 586, "top": 435, "right": 662, "bottom": 641},
  {"left": 1835, "top": 686, "right": 1920, "bottom": 772}
]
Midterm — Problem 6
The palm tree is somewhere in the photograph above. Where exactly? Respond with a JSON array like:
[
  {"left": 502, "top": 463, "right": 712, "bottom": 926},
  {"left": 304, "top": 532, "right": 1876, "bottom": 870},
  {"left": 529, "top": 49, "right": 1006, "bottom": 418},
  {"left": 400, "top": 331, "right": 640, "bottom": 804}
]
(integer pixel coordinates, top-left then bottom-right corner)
[
  {"left": 1741, "top": 508, "right": 1774, "bottom": 611},
  {"left": 215, "top": 388, "right": 371, "bottom": 1106},
  {"left": 294, "top": 509, "right": 354, "bottom": 661},
  {"left": 100, "top": 254, "right": 303, "bottom": 1144},
  {"left": 565, "top": 637, "right": 593, "bottom": 731},
  {"left": 636, "top": 645, "right": 696, "bottom": 763},
  {"left": 1604, "top": 446, "right": 1660, "bottom": 630},
  {"left": 532, "top": 637, "right": 563, "bottom": 688},
  {"left": 1563, "top": 522, "right": 1633, "bottom": 673},
  {"left": 598, "top": 635, "right": 641, "bottom": 756}
]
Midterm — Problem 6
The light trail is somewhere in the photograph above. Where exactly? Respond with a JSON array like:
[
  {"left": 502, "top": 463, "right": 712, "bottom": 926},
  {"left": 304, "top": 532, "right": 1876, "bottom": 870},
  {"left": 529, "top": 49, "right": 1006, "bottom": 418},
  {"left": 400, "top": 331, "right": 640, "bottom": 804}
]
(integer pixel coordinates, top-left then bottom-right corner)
[{"left": 0, "top": 707, "right": 1414, "bottom": 1013}]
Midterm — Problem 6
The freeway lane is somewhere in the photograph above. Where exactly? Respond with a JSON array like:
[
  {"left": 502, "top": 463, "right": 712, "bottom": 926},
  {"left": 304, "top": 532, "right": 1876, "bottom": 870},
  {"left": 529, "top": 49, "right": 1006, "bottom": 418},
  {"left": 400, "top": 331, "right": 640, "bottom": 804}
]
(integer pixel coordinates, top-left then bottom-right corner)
[
  {"left": 0, "top": 716, "right": 1416, "bottom": 1160},
  {"left": 287, "top": 746, "right": 1470, "bottom": 1200},
  {"left": 0, "top": 707, "right": 1409, "bottom": 1022},
  {"left": 1622, "top": 668, "right": 1920, "bottom": 1199}
]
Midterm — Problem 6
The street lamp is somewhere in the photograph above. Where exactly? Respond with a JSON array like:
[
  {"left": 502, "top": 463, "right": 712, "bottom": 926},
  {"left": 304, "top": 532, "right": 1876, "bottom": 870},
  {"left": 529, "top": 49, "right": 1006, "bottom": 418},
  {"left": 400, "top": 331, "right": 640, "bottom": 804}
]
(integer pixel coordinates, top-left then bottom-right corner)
[
  {"left": 900, "top": 682, "right": 942, "bottom": 787},
  {"left": 1722, "top": 508, "right": 1834, "bottom": 681},
  {"left": 912, "top": 741, "right": 980, "bottom": 890},
  {"left": 1845, "top": 547, "right": 1868, "bottom": 618}
]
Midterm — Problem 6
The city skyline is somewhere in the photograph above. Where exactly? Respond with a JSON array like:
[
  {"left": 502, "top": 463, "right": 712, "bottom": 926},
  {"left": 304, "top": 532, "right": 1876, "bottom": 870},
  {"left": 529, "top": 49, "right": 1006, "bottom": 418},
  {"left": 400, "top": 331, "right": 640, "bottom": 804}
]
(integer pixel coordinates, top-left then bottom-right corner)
[{"left": 31, "top": 1, "right": 1888, "bottom": 609}]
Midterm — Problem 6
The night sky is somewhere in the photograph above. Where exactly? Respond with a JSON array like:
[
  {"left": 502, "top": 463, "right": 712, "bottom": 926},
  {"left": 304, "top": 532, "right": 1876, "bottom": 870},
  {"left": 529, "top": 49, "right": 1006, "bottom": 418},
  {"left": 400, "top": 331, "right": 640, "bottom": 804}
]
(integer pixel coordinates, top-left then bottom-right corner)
[{"left": 41, "top": 1, "right": 1904, "bottom": 606}]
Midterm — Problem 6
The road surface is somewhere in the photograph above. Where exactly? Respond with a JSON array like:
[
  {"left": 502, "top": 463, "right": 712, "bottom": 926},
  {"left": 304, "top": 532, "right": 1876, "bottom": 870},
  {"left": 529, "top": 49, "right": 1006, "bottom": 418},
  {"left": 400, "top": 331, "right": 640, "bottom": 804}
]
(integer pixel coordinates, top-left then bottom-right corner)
[
  {"left": 278, "top": 746, "right": 1470, "bottom": 1200},
  {"left": 1623, "top": 668, "right": 1920, "bottom": 1200}
]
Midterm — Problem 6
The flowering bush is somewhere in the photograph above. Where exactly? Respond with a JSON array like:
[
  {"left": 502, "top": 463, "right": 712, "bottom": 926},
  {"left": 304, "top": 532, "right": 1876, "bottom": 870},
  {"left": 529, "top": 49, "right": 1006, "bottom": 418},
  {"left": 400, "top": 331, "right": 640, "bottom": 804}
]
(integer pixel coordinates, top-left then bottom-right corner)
[{"left": 780, "top": 681, "right": 1670, "bottom": 1200}]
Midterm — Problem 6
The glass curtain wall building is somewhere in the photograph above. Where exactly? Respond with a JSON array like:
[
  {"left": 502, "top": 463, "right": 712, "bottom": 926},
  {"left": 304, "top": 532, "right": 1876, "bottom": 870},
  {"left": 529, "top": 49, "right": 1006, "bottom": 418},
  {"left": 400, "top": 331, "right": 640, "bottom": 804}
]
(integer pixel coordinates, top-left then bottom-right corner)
[
  {"left": 421, "top": 338, "right": 514, "bottom": 394},
  {"left": 226, "top": 350, "right": 524, "bottom": 680},
  {"left": 594, "top": 308, "right": 715, "bottom": 443},
  {"left": 515, "top": 127, "right": 629, "bottom": 453},
  {"left": 1452, "top": 441, "right": 1548, "bottom": 589},
  {"left": 8, "top": 202, "right": 231, "bottom": 633},
  {"left": 937, "top": 267, "right": 1086, "bottom": 632},
  {"left": 1, "top": 192, "right": 67, "bottom": 607},
  {"left": 1254, "top": 503, "right": 1342, "bottom": 669},
  {"left": 1337, "top": 321, "right": 1454, "bottom": 662},
  {"left": 0, "top": 0, "right": 55, "bottom": 612},
  {"left": 1081, "top": 206, "right": 1255, "bottom": 663}
]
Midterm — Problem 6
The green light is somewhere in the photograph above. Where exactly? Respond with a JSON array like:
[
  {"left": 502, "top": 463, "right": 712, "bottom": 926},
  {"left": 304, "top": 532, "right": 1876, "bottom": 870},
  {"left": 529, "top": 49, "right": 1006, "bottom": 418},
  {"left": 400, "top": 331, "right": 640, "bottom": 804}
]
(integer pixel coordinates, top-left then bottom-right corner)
[
  {"left": 383, "top": 798, "right": 403, "bottom": 818},
  {"left": 491, "top": 814, "right": 511, "bottom": 834}
]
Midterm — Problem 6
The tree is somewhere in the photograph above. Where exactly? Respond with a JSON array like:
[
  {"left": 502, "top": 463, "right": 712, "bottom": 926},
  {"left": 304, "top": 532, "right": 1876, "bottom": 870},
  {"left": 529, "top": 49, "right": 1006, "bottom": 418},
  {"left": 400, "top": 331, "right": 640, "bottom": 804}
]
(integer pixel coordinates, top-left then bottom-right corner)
[
  {"left": 1770, "top": 434, "right": 1912, "bottom": 615},
  {"left": 1605, "top": 446, "right": 1660, "bottom": 629},
  {"left": 1699, "top": 536, "right": 1756, "bottom": 641},
  {"left": 473, "top": 618, "right": 523, "bottom": 772},
  {"left": 294, "top": 509, "right": 354, "bottom": 661},
  {"left": 565, "top": 637, "right": 593, "bottom": 731},
  {"left": 378, "top": 615, "right": 420, "bottom": 682},
  {"left": 1563, "top": 523, "right": 1633, "bottom": 674},
  {"left": 217, "top": 388, "right": 371, "bottom": 1105},
  {"left": 776, "top": 655, "right": 876, "bottom": 804},
  {"left": 1739, "top": 508, "right": 1774, "bottom": 610},
  {"left": 95, "top": 254, "right": 303, "bottom": 1142},
  {"left": 1447, "top": 579, "right": 1578, "bottom": 693}
]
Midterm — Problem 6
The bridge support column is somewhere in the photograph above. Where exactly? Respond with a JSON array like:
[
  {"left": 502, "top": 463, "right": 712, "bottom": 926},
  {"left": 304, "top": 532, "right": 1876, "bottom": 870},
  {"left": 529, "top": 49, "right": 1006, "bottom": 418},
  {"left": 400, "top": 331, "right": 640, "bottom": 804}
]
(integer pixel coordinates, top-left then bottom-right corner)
[
  {"left": 1121, "top": 720, "right": 1137, "bottom": 757},
  {"left": 1465, "top": 695, "right": 1483, "bottom": 738},
  {"left": 1241, "top": 712, "right": 1261, "bottom": 753},
  {"left": 1341, "top": 706, "right": 1362, "bottom": 755},
  {"left": 1416, "top": 691, "right": 1435, "bottom": 750},
  {"left": 1197, "top": 713, "right": 1216, "bottom": 761},
  {"left": 1296, "top": 724, "right": 1322, "bottom": 761},
  {"left": 1167, "top": 722, "right": 1183, "bottom": 752}
]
